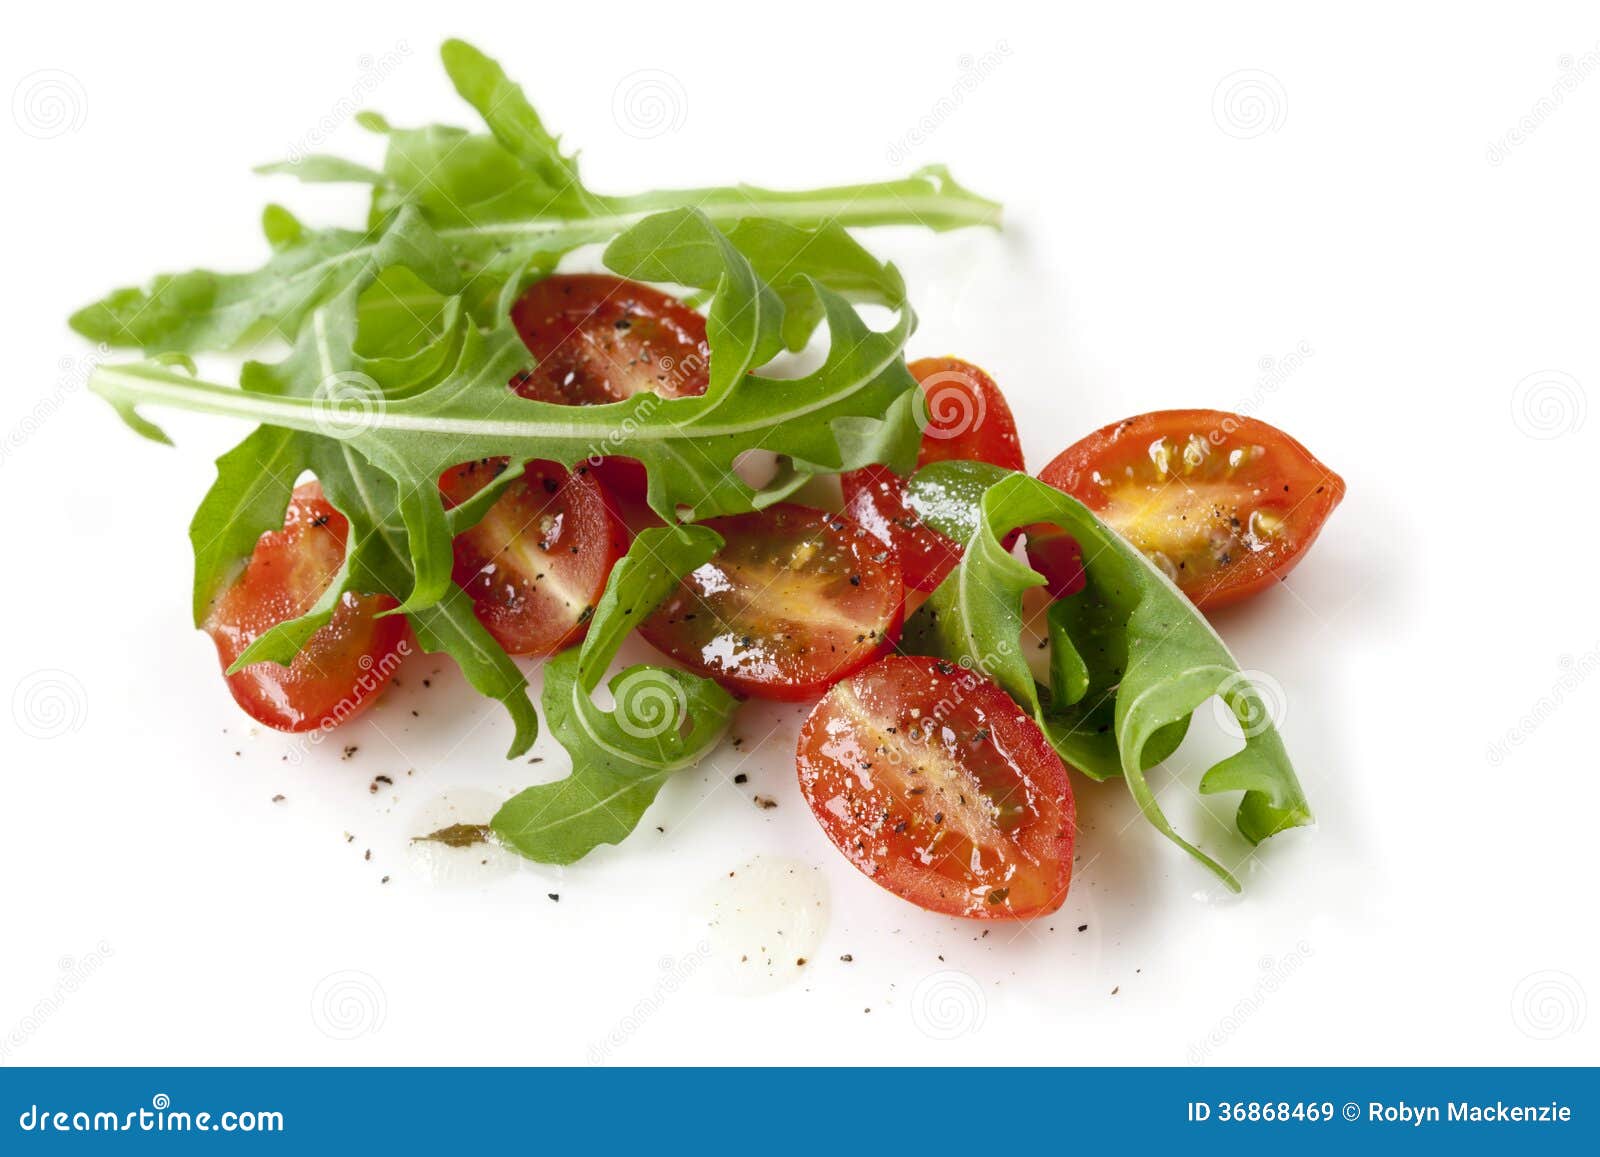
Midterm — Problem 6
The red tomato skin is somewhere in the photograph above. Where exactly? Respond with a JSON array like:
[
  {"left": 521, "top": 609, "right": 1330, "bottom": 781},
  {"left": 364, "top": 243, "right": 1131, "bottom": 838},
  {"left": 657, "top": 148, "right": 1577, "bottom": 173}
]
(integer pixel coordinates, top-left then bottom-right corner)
[
  {"left": 904, "top": 356, "right": 1026, "bottom": 472},
  {"left": 640, "top": 504, "right": 903, "bottom": 702},
  {"left": 840, "top": 357, "right": 1034, "bottom": 593},
  {"left": 797, "top": 655, "right": 1075, "bottom": 919},
  {"left": 1034, "top": 409, "right": 1346, "bottom": 609},
  {"left": 841, "top": 466, "right": 964, "bottom": 593},
  {"left": 203, "top": 483, "right": 408, "bottom": 733},
  {"left": 509, "top": 273, "right": 710, "bottom": 505},
  {"left": 439, "top": 458, "right": 630, "bottom": 657}
]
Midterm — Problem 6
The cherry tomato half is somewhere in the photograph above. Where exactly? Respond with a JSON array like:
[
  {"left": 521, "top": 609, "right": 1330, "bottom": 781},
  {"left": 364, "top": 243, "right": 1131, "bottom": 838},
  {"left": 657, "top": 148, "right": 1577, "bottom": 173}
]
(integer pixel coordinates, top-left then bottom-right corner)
[
  {"left": 203, "top": 482, "right": 408, "bottom": 732},
  {"left": 797, "top": 655, "right": 1075, "bottom": 919},
  {"left": 1032, "top": 409, "right": 1345, "bottom": 609},
  {"left": 439, "top": 459, "right": 630, "bottom": 657},
  {"left": 510, "top": 273, "right": 710, "bottom": 502},
  {"left": 841, "top": 357, "right": 1028, "bottom": 592},
  {"left": 639, "top": 504, "right": 902, "bottom": 701}
]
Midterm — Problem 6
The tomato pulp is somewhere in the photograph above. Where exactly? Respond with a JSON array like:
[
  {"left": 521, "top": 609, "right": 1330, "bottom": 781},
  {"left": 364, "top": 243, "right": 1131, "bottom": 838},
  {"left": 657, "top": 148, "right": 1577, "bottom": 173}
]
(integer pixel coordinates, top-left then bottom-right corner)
[
  {"left": 1033, "top": 409, "right": 1345, "bottom": 608},
  {"left": 640, "top": 504, "right": 902, "bottom": 701},
  {"left": 797, "top": 655, "right": 1075, "bottom": 918},
  {"left": 439, "top": 458, "right": 630, "bottom": 657},
  {"left": 510, "top": 273, "right": 711, "bottom": 502},
  {"left": 203, "top": 482, "right": 408, "bottom": 732}
]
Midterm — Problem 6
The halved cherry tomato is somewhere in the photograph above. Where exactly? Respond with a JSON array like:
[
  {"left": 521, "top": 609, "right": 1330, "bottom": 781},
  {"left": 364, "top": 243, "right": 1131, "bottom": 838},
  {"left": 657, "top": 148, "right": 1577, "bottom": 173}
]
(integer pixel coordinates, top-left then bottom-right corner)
[
  {"left": 797, "top": 655, "right": 1074, "bottom": 919},
  {"left": 510, "top": 273, "right": 710, "bottom": 502},
  {"left": 439, "top": 459, "right": 630, "bottom": 656},
  {"left": 203, "top": 482, "right": 408, "bottom": 732},
  {"left": 841, "top": 357, "right": 1028, "bottom": 592},
  {"left": 639, "top": 504, "right": 902, "bottom": 701},
  {"left": 1032, "top": 409, "right": 1345, "bottom": 609}
]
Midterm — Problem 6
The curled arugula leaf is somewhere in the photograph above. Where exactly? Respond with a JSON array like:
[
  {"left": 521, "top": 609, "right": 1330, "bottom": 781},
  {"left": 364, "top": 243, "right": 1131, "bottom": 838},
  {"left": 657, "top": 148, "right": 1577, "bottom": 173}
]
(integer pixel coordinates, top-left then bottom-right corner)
[
  {"left": 69, "top": 40, "right": 999, "bottom": 353},
  {"left": 901, "top": 463, "right": 1312, "bottom": 892},
  {"left": 490, "top": 527, "right": 737, "bottom": 863}
]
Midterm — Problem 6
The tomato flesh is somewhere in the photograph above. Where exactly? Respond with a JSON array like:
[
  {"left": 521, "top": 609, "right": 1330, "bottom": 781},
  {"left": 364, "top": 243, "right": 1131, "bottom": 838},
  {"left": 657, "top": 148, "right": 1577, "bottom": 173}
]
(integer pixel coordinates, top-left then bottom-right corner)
[
  {"left": 203, "top": 482, "right": 407, "bottom": 732},
  {"left": 640, "top": 504, "right": 902, "bottom": 701},
  {"left": 841, "top": 357, "right": 1029, "bottom": 592},
  {"left": 510, "top": 273, "right": 710, "bottom": 502},
  {"left": 1033, "top": 409, "right": 1345, "bottom": 608},
  {"left": 797, "top": 655, "right": 1074, "bottom": 919},
  {"left": 439, "top": 458, "right": 630, "bottom": 657}
]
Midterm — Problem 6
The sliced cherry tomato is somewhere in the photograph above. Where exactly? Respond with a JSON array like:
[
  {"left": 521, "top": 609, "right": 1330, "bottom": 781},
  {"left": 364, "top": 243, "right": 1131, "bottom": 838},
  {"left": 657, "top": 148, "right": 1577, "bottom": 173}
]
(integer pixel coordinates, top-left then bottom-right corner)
[
  {"left": 510, "top": 273, "right": 710, "bottom": 502},
  {"left": 203, "top": 482, "right": 407, "bottom": 732},
  {"left": 841, "top": 357, "right": 1028, "bottom": 592},
  {"left": 439, "top": 458, "right": 630, "bottom": 656},
  {"left": 797, "top": 655, "right": 1074, "bottom": 919},
  {"left": 639, "top": 504, "right": 902, "bottom": 701},
  {"left": 1032, "top": 409, "right": 1345, "bottom": 609}
]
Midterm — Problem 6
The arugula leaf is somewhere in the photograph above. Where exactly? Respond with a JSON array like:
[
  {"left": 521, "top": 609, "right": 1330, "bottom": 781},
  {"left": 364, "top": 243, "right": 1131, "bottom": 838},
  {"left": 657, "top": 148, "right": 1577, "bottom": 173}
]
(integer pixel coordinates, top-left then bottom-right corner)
[
  {"left": 174, "top": 233, "right": 539, "bottom": 755},
  {"left": 901, "top": 463, "right": 1312, "bottom": 892},
  {"left": 491, "top": 527, "right": 736, "bottom": 863},
  {"left": 91, "top": 206, "right": 922, "bottom": 526},
  {"left": 70, "top": 41, "right": 998, "bottom": 354},
  {"left": 104, "top": 203, "right": 919, "bottom": 755}
]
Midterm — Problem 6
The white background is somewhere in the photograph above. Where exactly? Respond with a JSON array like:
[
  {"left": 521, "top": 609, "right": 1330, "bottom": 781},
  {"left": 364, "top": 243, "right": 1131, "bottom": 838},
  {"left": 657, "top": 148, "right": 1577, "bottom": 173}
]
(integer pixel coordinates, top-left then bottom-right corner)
[{"left": 2, "top": 1, "right": 1596, "bottom": 1066}]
